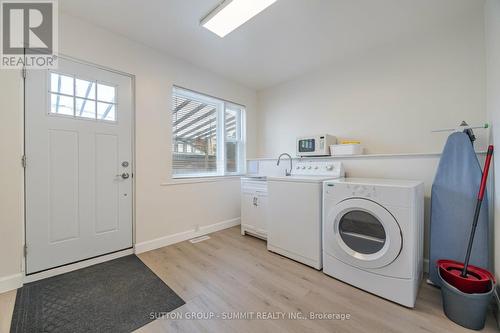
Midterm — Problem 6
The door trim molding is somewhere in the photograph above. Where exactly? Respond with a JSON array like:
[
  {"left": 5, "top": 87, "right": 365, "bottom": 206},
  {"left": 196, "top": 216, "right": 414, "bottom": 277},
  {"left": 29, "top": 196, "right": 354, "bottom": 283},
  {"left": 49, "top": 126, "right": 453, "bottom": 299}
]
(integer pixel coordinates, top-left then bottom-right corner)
[
  {"left": 56, "top": 53, "right": 136, "bottom": 79},
  {"left": 134, "top": 217, "right": 241, "bottom": 254},
  {"left": 24, "top": 248, "right": 134, "bottom": 283},
  {"left": 23, "top": 54, "right": 137, "bottom": 275},
  {"left": 494, "top": 286, "right": 500, "bottom": 328}
]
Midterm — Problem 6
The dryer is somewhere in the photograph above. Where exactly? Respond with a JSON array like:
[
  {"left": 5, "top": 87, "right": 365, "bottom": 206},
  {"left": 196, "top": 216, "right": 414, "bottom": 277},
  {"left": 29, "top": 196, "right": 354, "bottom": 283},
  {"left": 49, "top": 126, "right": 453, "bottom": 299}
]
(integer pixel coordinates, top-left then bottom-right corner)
[{"left": 323, "top": 178, "right": 424, "bottom": 307}]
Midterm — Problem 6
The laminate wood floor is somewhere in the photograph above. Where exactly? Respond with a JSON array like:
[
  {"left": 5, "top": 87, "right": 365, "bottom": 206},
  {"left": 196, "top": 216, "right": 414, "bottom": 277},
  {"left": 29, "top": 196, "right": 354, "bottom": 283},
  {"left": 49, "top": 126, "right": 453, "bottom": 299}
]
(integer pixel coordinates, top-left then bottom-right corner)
[{"left": 1, "top": 226, "right": 498, "bottom": 333}]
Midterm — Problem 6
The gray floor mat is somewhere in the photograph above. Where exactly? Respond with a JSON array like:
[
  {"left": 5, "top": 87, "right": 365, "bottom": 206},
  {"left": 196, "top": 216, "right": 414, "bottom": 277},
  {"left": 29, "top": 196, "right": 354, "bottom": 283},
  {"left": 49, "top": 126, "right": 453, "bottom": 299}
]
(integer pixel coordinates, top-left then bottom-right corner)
[{"left": 10, "top": 255, "right": 185, "bottom": 333}]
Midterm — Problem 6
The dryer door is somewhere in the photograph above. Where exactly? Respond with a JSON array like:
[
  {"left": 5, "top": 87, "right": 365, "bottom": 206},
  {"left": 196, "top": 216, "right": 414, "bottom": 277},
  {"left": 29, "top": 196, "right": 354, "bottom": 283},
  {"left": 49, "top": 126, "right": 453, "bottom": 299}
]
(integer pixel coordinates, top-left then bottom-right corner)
[{"left": 327, "top": 198, "right": 402, "bottom": 269}]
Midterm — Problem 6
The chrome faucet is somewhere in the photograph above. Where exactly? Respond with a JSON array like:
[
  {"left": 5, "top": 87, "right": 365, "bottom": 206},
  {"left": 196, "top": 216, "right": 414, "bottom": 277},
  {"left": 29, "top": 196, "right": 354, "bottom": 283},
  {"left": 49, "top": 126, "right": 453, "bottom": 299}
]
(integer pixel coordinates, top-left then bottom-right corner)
[{"left": 277, "top": 153, "right": 293, "bottom": 176}]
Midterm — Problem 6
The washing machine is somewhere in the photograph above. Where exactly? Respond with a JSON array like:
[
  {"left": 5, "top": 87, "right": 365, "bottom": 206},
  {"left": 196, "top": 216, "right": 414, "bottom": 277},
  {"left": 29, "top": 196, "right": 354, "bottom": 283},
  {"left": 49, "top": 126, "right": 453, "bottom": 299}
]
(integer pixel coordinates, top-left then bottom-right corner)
[{"left": 323, "top": 178, "right": 424, "bottom": 307}]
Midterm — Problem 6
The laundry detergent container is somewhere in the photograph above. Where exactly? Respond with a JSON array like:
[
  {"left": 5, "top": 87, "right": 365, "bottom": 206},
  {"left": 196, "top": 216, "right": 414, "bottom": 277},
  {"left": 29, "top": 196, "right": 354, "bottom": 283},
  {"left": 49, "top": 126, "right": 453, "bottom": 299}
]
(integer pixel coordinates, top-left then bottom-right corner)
[{"left": 438, "top": 269, "right": 495, "bottom": 330}]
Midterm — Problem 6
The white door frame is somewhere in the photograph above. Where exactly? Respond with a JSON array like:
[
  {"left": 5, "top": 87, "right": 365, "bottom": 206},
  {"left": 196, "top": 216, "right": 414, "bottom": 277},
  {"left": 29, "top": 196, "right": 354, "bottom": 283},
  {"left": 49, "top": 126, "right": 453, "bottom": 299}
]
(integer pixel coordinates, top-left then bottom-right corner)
[{"left": 22, "top": 54, "right": 136, "bottom": 282}]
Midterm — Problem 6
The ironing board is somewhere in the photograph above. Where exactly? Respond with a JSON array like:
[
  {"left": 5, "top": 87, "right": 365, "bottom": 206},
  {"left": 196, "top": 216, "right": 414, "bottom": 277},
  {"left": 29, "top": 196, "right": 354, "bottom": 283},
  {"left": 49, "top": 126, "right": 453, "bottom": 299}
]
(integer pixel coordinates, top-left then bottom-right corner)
[{"left": 428, "top": 132, "right": 489, "bottom": 286}]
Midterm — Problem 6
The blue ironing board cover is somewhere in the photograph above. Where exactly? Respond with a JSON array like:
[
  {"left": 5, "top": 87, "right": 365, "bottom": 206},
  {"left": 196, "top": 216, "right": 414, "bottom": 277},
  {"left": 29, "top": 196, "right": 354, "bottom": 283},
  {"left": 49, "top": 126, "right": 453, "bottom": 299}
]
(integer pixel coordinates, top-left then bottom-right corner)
[{"left": 429, "top": 132, "right": 489, "bottom": 286}]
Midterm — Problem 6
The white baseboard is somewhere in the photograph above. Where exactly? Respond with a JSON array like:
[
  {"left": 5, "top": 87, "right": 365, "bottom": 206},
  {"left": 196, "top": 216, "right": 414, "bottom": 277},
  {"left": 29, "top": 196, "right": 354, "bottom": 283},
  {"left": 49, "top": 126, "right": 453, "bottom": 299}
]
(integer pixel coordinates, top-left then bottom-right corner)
[
  {"left": 134, "top": 217, "right": 241, "bottom": 254},
  {"left": 1, "top": 218, "right": 241, "bottom": 291},
  {"left": 0, "top": 273, "right": 23, "bottom": 294}
]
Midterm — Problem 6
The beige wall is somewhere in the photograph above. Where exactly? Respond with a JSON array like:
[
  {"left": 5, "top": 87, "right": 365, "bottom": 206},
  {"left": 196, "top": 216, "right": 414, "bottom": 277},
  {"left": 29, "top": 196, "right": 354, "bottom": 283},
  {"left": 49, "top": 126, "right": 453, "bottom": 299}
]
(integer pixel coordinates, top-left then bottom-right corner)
[
  {"left": 0, "top": 13, "right": 258, "bottom": 284},
  {"left": 0, "top": 4, "right": 493, "bottom": 290},
  {"left": 256, "top": 10, "right": 487, "bottom": 157},
  {"left": 485, "top": 0, "right": 500, "bottom": 284},
  {"left": 0, "top": 70, "right": 24, "bottom": 284},
  {"left": 58, "top": 14, "right": 258, "bottom": 244},
  {"left": 255, "top": 8, "right": 488, "bottom": 266}
]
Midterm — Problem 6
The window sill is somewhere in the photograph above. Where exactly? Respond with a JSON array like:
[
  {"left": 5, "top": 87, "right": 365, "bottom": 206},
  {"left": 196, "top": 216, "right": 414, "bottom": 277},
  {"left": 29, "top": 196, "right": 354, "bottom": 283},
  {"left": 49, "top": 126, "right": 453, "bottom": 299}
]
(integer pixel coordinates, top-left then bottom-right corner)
[{"left": 161, "top": 175, "right": 243, "bottom": 186}]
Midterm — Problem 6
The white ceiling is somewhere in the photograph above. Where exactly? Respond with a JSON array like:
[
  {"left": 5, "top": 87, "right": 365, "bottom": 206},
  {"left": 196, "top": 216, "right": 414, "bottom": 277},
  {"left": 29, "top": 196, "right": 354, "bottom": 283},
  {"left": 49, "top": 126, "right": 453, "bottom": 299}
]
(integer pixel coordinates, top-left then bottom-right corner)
[{"left": 60, "top": 0, "right": 482, "bottom": 90}]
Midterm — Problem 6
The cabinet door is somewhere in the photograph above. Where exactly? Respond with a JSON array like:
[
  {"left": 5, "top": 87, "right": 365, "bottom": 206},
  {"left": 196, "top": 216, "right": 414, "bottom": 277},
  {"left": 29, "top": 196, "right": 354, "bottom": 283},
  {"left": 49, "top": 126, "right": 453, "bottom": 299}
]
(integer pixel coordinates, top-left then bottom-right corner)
[
  {"left": 255, "top": 191, "right": 268, "bottom": 233},
  {"left": 241, "top": 191, "right": 257, "bottom": 228}
]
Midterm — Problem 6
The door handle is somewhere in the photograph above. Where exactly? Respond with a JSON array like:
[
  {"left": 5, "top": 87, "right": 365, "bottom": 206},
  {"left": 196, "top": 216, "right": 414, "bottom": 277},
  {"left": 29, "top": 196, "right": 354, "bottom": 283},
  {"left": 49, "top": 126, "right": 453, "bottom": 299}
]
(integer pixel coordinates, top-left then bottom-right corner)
[{"left": 116, "top": 172, "right": 130, "bottom": 180}]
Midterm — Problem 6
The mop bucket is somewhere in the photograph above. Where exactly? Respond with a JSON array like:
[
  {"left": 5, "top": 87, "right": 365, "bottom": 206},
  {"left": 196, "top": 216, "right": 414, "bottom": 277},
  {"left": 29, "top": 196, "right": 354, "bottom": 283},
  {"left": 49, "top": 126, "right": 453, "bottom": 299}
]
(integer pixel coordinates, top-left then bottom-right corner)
[
  {"left": 438, "top": 259, "right": 493, "bottom": 294},
  {"left": 438, "top": 267, "right": 496, "bottom": 330}
]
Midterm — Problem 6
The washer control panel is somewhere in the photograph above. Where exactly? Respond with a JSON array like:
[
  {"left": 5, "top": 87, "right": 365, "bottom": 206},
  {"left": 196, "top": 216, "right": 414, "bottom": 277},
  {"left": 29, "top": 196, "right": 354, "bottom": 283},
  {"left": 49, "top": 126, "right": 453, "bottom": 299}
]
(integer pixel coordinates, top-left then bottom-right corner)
[
  {"left": 325, "top": 183, "right": 378, "bottom": 198},
  {"left": 293, "top": 161, "right": 344, "bottom": 178},
  {"left": 345, "top": 184, "right": 378, "bottom": 198}
]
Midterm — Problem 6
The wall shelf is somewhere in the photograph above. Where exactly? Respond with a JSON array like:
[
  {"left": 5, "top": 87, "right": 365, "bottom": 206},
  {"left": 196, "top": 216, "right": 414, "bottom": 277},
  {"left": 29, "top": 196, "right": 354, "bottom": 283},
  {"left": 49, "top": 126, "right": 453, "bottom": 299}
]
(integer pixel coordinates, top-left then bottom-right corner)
[{"left": 247, "top": 151, "right": 487, "bottom": 162}]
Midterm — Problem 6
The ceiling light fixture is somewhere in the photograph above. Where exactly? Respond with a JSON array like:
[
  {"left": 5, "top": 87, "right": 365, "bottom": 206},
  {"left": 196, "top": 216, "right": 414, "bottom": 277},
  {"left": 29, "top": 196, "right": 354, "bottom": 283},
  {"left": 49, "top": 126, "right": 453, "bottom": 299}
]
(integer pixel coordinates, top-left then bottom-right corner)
[{"left": 200, "top": 0, "right": 278, "bottom": 38}]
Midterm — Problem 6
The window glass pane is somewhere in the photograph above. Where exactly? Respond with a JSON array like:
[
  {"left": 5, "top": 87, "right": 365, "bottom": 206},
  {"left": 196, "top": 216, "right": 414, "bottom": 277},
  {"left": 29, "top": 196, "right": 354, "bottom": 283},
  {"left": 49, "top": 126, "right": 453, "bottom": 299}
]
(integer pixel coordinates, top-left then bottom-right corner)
[
  {"left": 171, "top": 88, "right": 245, "bottom": 178},
  {"left": 75, "top": 79, "right": 96, "bottom": 100},
  {"left": 97, "top": 83, "right": 116, "bottom": 103},
  {"left": 49, "top": 74, "right": 118, "bottom": 123},
  {"left": 50, "top": 93, "right": 74, "bottom": 116},
  {"left": 50, "top": 73, "right": 74, "bottom": 95},
  {"left": 97, "top": 102, "right": 116, "bottom": 121},
  {"left": 225, "top": 109, "right": 239, "bottom": 140},
  {"left": 226, "top": 142, "right": 238, "bottom": 173},
  {"left": 172, "top": 93, "right": 218, "bottom": 176},
  {"left": 76, "top": 98, "right": 96, "bottom": 119},
  {"left": 339, "top": 210, "right": 386, "bottom": 254}
]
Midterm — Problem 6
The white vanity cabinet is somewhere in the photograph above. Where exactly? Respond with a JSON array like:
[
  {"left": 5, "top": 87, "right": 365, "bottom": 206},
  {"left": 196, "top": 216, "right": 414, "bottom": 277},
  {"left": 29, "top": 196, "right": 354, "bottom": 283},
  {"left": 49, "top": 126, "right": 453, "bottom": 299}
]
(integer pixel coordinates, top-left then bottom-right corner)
[{"left": 241, "top": 178, "right": 268, "bottom": 240}]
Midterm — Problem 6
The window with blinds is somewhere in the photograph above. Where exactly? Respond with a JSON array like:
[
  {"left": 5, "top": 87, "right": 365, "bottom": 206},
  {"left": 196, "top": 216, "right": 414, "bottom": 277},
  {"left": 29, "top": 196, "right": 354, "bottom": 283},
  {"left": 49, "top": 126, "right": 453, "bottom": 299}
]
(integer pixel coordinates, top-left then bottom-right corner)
[{"left": 172, "top": 87, "right": 245, "bottom": 178}]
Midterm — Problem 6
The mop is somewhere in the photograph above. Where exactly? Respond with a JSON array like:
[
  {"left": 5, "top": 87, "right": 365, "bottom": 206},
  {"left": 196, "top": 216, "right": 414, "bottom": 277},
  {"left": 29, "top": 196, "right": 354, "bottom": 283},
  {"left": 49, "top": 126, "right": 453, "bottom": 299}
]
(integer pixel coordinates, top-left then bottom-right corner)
[{"left": 438, "top": 145, "right": 495, "bottom": 293}]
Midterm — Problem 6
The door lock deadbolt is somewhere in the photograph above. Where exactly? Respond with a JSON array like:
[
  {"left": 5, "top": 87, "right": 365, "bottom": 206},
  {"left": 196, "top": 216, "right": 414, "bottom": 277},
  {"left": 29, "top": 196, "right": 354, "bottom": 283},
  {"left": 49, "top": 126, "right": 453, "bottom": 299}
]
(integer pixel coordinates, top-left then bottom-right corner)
[{"left": 122, "top": 161, "right": 129, "bottom": 167}]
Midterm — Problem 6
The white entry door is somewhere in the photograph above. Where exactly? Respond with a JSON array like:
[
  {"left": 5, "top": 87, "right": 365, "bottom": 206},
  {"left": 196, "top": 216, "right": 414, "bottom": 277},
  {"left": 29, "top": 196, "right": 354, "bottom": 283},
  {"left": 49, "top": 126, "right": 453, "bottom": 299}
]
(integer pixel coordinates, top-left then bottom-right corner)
[{"left": 25, "top": 57, "right": 133, "bottom": 274}]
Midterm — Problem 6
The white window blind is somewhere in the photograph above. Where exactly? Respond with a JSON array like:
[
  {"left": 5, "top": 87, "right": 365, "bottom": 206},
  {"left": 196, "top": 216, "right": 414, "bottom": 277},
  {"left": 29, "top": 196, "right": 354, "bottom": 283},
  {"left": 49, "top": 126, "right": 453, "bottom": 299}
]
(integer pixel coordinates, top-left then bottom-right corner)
[{"left": 172, "top": 87, "right": 245, "bottom": 178}]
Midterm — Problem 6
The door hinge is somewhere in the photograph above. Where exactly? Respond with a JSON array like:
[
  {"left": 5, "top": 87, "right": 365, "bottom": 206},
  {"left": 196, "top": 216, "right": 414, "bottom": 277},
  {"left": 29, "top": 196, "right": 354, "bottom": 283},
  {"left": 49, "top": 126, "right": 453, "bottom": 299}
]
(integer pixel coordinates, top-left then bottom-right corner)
[
  {"left": 22, "top": 67, "right": 27, "bottom": 79},
  {"left": 24, "top": 244, "right": 27, "bottom": 257},
  {"left": 21, "top": 155, "right": 26, "bottom": 168}
]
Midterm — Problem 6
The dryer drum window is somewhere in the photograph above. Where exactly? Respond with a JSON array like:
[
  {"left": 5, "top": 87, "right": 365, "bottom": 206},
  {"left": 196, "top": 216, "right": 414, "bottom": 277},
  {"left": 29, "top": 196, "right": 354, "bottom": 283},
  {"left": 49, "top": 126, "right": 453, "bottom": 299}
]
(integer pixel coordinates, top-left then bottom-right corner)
[{"left": 338, "top": 210, "right": 386, "bottom": 255}]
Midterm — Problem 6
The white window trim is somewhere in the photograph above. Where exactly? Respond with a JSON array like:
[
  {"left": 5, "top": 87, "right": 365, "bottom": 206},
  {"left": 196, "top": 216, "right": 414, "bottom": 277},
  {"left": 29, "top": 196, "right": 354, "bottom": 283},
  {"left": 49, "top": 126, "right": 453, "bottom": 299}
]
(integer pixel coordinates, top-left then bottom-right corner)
[
  {"left": 161, "top": 175, "right": 242, "bottom": 186},
  {"left": 224, "top": 102, "right": 246, "bottom": 177},
  {"left": 172, "top": 86, "right": 246, "bottom": 179}
]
